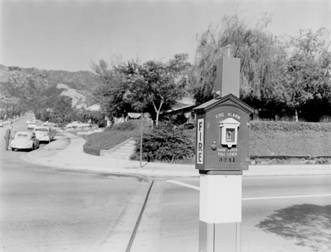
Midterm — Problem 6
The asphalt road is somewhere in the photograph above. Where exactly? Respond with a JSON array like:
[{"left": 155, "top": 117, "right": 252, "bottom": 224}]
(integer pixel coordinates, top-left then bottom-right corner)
[
  {"left": 1, "top": 117, "right": 331, "bottom": 252},
  {"left": 2, "top": 152, "right": 330, "bottom": 252},
  {"left": 132, "top": 176, "right": 331, "bottom": 252},
  {"left": 0, "top": 138, "right": 149, "bottom": 252}
]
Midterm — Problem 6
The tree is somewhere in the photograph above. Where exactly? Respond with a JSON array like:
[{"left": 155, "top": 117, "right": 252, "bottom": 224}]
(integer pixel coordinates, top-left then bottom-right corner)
[
  {"left": 282, "top": 29, "right": 331, "bottom": 121},
  {"left": 192, "top": 15, "right": 287, "bottom": 113},
  {"left": 124, "top": 60, "right": 185, "bottom": 127},
  {"left": 93, "top": 55, "right": 188, "bottom": 127},
  {"left": 168, "top": 53, "right": 192, "bottom": 91},
  {"left": 93, "top": 60, "right": 133, "bottom": 119}
]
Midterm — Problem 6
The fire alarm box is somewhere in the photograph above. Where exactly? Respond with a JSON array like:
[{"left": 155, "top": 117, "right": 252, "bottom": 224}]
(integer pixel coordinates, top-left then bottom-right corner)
[
  {"left": 194, "top": 94, "right": 254, "bottom": 174},
  {"left": 219, "top": 118, "right": 240, "bottom": 148}
]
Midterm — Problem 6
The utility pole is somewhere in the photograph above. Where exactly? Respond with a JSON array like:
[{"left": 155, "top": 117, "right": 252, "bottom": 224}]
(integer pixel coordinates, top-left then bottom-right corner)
[{"left": 140, "top": 112, "right": 143, "bottom": 168}]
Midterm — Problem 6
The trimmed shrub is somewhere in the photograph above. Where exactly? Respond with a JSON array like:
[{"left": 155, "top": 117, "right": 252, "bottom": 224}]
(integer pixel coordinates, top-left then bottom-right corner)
[
  {"left": 250, "top": 120, "right": 331, "bottom": 132},
  {"left": 133, "top": 123, "right": 194, "bottom": 163},
  {"left": 83, "top": 144, "right": 100, "bottom": 156},
  {"left": 249, "top": 121, "right": 331, "bottom": 157}
]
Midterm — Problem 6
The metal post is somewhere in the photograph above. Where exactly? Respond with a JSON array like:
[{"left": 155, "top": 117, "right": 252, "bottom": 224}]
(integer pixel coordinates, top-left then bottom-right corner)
[
  {"left": 236, "top": 222, "right": 241, "bottom": 252},
  {"left": 139, "top": 113, "right": 143, "bottom": 168},
  {"left": 200, "top": 223, "right": 240, "bottom": 252}
]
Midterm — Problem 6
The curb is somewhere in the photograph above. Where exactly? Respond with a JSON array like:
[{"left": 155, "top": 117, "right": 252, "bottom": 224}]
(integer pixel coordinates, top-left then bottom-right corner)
[
  {"left": 21, "top": 152, "right": 152, "bottom": 182},
  {"left": 22, "top": 150, "right": 331, "bottom": 179}
]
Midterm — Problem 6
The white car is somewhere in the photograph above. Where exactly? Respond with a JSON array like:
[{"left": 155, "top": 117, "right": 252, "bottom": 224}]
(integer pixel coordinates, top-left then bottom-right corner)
[
  {"left": 27, "top": 123, "right": 36, "bottom": 130},
  {"left": 34, "top": 126, "right": 55, "bottom": 142},
  {"left": 10, "top": 131, "right": 39, "bottom": 151},
  {"left": 65, "top": 122, "right": 91, "bottom": 131},
  {"left": 42, "top": 121, "right": 57, "bottom": 128},
  {"left": 26, "top": 119, "right": 36, "bottom": 124}
]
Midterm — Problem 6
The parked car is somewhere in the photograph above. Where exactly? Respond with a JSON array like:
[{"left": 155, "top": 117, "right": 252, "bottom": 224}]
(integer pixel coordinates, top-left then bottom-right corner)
[
  {"left": 34, "top": 126, "right": 56, "bottom": 142},
  {"left": 26, "top": 119, "right": 36, "bottom": 124},
  {"left": 27, "top": 123, "right": 37, "bottom": 130},
  {"left": 65, "top": 121, "right": 91, "bottom": 131},
  {"left": 42, "top": 121, "right": 57, "bottom": 127},
  {"left": 10, "top": 131, "right": 39, "bottom": 151}
]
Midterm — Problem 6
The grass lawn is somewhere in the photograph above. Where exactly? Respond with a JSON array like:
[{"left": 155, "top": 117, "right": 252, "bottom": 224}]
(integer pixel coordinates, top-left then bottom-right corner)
[
  {"left": 83, "top": 120, "right": 148, "bottom": 155},
  {"left": 84, "top": 130, "right": 138, "bottom": 150}
]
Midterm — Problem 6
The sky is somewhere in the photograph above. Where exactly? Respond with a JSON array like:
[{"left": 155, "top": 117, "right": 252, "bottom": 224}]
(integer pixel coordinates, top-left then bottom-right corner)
[{"left": 1, "top": 0, "right": 331, "bottom": 71}]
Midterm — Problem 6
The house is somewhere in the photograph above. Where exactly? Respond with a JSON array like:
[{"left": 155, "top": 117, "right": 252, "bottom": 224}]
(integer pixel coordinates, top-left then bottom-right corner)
[{"left": 161, "top": 96, "right": 196, "bottom": 123}]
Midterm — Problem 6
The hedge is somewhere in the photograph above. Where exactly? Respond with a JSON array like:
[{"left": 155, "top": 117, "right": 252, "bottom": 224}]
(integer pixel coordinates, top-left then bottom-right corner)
[
  {"left": 132, "top": 123, "right": 194, "bottom": 162},
  {"left": 249, "top": 121, "right": 331, "bottom": 157},
  {"left": 249, "top": 121, "right": 331, "bottom": 132}
]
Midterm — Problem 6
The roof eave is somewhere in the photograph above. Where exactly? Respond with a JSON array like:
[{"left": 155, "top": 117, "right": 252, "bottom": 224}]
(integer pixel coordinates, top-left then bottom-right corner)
[{"left": 193, "top": 94, "right": 254, "bottom": 114}]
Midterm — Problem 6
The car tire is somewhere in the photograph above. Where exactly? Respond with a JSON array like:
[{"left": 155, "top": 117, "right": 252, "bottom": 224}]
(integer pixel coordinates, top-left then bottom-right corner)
[{"left": 11, "top": 148, "right": 16, "bottom": 151}]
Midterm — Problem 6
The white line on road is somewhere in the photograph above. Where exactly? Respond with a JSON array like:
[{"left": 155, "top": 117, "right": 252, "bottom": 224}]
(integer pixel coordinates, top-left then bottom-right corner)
[
  {"left": 166, "top": 180, "right": 331, "bottom": 200},
  {"left": 243, "top": 193, "right": 331, "bottom": 201},
  {"left": 166, "top": 180, "right": 200, "bottom": 191}
]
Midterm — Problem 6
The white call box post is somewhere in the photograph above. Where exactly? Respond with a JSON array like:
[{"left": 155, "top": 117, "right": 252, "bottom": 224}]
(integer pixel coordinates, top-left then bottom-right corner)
[
  {"left": 199, "top": 175, "right": 242, "bottom": 252},
  {"left": 200, "top": 175, "right": 242, "bottom": 224}
]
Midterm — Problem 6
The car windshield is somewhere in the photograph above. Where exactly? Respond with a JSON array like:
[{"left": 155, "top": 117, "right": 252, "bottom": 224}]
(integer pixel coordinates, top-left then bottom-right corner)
[{"left": 35, "top": 128, "right": 48, "bottom": 132}]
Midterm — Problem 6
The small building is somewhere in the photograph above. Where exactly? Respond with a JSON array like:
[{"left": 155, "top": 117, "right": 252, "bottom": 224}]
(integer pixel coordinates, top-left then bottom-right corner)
[{"left": 161, "top": 96, "right": 196, "bottom": 123}]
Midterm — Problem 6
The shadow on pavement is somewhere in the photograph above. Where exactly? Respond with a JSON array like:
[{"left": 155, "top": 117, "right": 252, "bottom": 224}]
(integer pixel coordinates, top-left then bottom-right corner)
[{"left": 257, "top": 204, "right": 331, "bottom": 251}]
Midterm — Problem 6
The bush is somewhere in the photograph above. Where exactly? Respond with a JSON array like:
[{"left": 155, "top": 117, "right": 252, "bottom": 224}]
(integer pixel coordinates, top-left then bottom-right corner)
[
  {"left": 167, "top": 113, "right": 188, "bottom": 125},
  {"left": 97, "top": 119, "right": 107, "bottom": 128},
  {"left": 133, "top": 123, "right": 194, "bottom": 163}
]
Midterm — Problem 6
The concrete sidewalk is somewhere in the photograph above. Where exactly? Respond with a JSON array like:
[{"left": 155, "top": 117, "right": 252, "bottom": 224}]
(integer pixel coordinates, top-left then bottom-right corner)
[{"left": 22, "top": 132, "right": 331, "bottom": 178}]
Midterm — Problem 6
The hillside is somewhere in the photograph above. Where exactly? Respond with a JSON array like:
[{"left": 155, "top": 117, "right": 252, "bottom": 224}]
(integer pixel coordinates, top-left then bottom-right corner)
[
  {"left": 0, "top": 64, "right": 102, "bottom": 90},
  {"left": 0, "top": 64, "right": 103, "bottom": 111}
]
